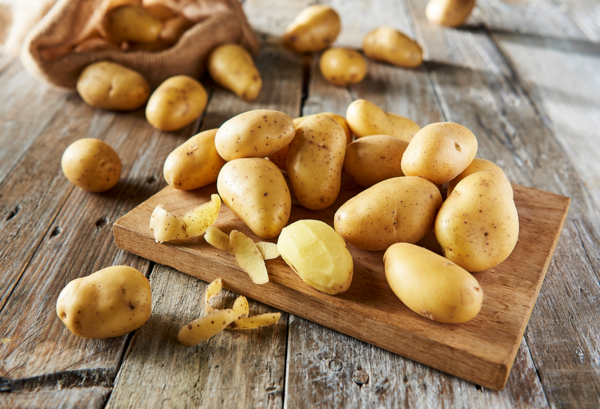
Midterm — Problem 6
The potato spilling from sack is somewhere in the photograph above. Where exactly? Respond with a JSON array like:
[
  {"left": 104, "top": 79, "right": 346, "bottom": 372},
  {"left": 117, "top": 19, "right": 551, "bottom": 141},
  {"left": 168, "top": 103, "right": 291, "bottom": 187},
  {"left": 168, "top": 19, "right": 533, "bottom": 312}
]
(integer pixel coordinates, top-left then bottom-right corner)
[
  {"left": 102, "top": 5, "right": 162, "bottom": 43},
  {"left": 319, "top": 48, "right": 368, "bottom": 87},
  {"left": 346, "top": 99, "right": 420, "bottom": 143},
  {"left": 283, "top": 5, "right": 341, "bottom": 53},
  {"left": 61, "top": 138, "right": 122, "bottom": 192},
  {"left": 362, "top": 26, "right": 423, "bottom": 68},
  {"left": 208, "top": 44, "right": 262, "bottom": 101},
  {"left": 426, "top": 0, "right": 476, "bottom": 27}
]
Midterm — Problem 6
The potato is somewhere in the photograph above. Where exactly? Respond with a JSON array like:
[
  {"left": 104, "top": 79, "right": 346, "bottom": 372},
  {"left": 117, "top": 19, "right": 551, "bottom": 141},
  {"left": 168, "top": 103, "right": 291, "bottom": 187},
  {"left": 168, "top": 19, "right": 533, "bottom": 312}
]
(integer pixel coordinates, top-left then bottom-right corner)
[
  {"left": 102, "top": 5, "right": 162, "bottom": 43},
  {"left": 334, "top": 177, "right": 443, "bottom": 251},
  {"left": 163, "top": 129, "right": 226, "bottom": 190},
  {"left": 205, "top": 226, "right": 231, "bottom": 253},
  {"left": 287, "top": 115, "right": 346, "bottom": 210},
  {"left": 362, "top": 26, "right": 422, "bottom": 68},
  {"left": 77, "top": 61, "right": 150, "bottom": 111},
  {"left": 208, "top": 44, "right": 262, "bottom": 101},
  {"left": 283, "top": 5, "right": 341, "bottom": 53},
  {"left": 435, "top": 171, "right": 519, "bottom": 272},
  {"left": 159, "top": 15, "right": 194, "bottom": 45},
  {"left": 230, "top": 230, "right": 269, "bottom": 284},
  {"left": 278, "top": 220, "right": 353, "bottom": 295},
  {"left": 146, "top": 75, "right": 208, "bottom": 131},
  {"left": 384, "top": 243, "right": 483, "bottom": 323},
  {"left": 61, "top": 138, "right": 121, "bottom": 192},
  {"left": 343, "top": 135, "right": 409, "bottom": 187},
  {"left": 346, "top": 99, "right": 420, "bottom": 143},
  {"left": 178, "top": 309, "right": 237, "bottom": 346},
  {"left": 319, "top": 48, "right": 367, "bottom": 87},
  {"left": 447, "top": 158, "right": 507, "bottom": 196},
  {"left": 426, "top": 0, "right": 475, "bottom": 27},
  {"left": 217, "top": 158, "right": 291, "bottom": 238},
  {"left": 401, "top": 122, "right": 478, "bottom": 185},
  {"left": 56, "top": 266, "right": 152, "bottom": 338},
  {"left": 144, "top": 3, "right": 175, "bottom": 21}
]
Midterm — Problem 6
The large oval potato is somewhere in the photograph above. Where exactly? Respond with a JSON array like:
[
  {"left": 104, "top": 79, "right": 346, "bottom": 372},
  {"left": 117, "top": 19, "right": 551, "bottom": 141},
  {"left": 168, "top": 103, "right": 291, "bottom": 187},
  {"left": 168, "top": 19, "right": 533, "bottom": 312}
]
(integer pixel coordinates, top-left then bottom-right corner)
[
  {"left": 77, "top": 61, "right": 150, "bottom": 111},
  {"left": 435, "top": 170, "right": 519, "bottom": 272},
  {"left": 61, "top": 138, "right": 121, "bottom": 192},
  {"left": 216, "top": 110, "right": 295, "bottom": 161},
  {"left": 401, "top": 122, "right": 478, "bottom": 185},
  {"left": 146, "top": 75, "right": 208, "bottom": 131},
  {"left": 282, "top": 5, "right": 341, "bottom": 53},
  {"left": 343, "top": 135, "right": 409, "bottom": 187},
  {"left": 287, "top": 114, "right": 347, "bottom": 210},
  {"left": 159, "top": 15, "right": 194, "bottom": 45},
  {"left": 384, "top": 243, "right": 483, "bottom": 323},
  {"left": 217, "top": 158, "right": 291, "bottom": 238},
  {"left": 334, "top": 177, "right": 443, "bottom": 251},
  {"left": 208, "top": 44, "right": 262, "bottom": 101},
  {"left": 447, "top": 158, "right": 508, "bottom": 196},
  {"left": 426, "top": 0, "right": 476, "bottom": 27},
  {"left": 362, "top": 26, "right": 423, "bottom": 68},
  {"left": 346, "top": 99, "right": 420, "bottom": 142},
  {"left": 319, "top": 48, "right": 367, "bottom": 87},
  {"left": 163, "top": 129, "right": 226, "bottom": 190},
  {"left": 102, "top": 5, "right": 162, "bottom": 43},
  {"left": 56, "top": 266, "right": 152, "bottom": 338}
]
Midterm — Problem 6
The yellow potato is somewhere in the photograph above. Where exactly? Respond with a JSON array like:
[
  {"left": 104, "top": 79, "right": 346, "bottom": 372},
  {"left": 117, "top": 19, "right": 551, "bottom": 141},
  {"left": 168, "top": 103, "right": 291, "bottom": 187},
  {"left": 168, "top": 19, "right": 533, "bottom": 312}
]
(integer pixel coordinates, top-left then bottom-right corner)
[
  {"left": 334, "top": 177, "right": 443, "bottom": 251},
  {"left": 447, "top": 158, "right": 508, "bottom": 196},
  {"left": 217, "top": 158, "right": 291, "bottom": 238},
  {"left": 384, "top": 243, "right": 483, "bottom": 323},
  {"left": 287, "top": 115, "right": 346, "bottom": 210},
  {"left": 319, "top": 48, "right": 368, "bottom": 87},
  {"left": 144, "top": 3, "right": 175, "bottom": 21},
  {"left": 401, "top": 122, "right": 478, "bottom": 185},
  {"left": 159, "top": 15, "right": 194, "bottom": 45},
  {"left": 208, "top": 44, "right": 262, "bottom": 101},
  {"left": 56, "top": 266, "right": 152, "bottom": 338},
  {"left": 61, "top": 138, "right": 121, "bottom": 193},
  {"left": 362, "top": 26, "right": 422, "bottom": 68},
  {"left": 230, "top": 230, "right": 269, "bottom": 285},
  {"left": 102, "top": 5, "right": 162, "bottom": 43},
  {"left": 215, "top": 110, "right": 295, "bottom": 161},
  {"left": 283, "top": 5, "right": 341, "bottom": 53},
  {"left": 77, "top": 61, "right": 150, "bottom": 111},
  {"left": 204, "top": 226, "right": 231, "bottom": 253},
  {"left": 228, "top": 313, "right": 281, "bottom": 330},
  {"left": 278, "top": 220, "right": 353, "bottom": 295},
  {"left": 435, "top": 171, "right": 519, "bottom": 272},
  {"left": 343, "top": 135, "right": 409, "bottom": 187},
  {"left": 426, "top": 0, "right": 476, "bottom": 27},
  {"left": 146, "top": 75, "right": 207, "bottom": 131},
  {"left": 163, "top": 129, "right": 226, "bottom": 190},
  {"left": 346, "top": 99, "right": 420, "bottom": 142},
  {"left": 178, "top": 309, "right": 237, "bottom": 346}
]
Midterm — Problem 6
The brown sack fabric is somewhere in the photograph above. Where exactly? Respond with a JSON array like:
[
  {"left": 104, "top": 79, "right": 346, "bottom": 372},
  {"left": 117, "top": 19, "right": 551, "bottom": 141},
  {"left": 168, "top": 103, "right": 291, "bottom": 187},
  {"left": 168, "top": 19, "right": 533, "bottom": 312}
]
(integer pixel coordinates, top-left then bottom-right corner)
[{"left": 17, "top": 0, "right": 259, "bottom": 89}]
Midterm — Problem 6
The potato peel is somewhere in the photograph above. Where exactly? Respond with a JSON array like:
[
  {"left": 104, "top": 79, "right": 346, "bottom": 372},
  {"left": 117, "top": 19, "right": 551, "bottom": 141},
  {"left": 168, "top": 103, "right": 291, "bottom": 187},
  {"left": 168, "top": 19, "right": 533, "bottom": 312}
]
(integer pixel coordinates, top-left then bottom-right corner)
[
  {"left": 204, "top": 278, "right": 222, "bottom": 314},
  {"left": 256, "top": 242, "right": 280, "bottom": 260},
  {"left": 177, "top": 309, "right": 237, "bottom": 346},
  {"left": 182, "top": 194, "right": 221, "bottom": 238},
  {"left": 230, "top": 230, "right": 269, "bottom": 284},
  {"left": 232, "top": 296, "right": 249, "bottom": 318},
  {"left": 228, "top": 312, "right": 281, "bottom": 330},
  {"left": 150, "top": 204, "right": 187, "bottom": 243},
  {"left": 205, "top": 226, "right": 232, "bottom": 253}
]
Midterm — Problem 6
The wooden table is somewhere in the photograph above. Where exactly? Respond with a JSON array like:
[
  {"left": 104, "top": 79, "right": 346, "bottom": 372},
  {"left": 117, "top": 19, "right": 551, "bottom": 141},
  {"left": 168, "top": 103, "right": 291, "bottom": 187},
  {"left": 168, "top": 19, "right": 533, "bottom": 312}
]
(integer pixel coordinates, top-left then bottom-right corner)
[{"left": 1, "top": 0, "right": 599, "bottom": 407}]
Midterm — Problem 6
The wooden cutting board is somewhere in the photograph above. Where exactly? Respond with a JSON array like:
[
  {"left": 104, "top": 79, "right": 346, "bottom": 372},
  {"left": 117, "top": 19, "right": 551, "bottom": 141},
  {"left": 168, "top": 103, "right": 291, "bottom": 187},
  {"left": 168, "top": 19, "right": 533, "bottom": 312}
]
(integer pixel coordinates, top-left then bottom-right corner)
[{"left": 113, "top": 178, "right": 569, "bottom": 391}]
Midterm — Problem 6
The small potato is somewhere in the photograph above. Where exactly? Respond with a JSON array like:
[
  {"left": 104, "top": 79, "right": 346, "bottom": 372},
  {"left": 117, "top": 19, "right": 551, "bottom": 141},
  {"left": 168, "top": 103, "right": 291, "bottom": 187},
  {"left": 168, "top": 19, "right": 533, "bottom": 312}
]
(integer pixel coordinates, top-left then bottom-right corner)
[
  {"left": 384, "top": 243, "right": 483, "bottom": 323},
  {"left": 159, "top": 15, "right": 194, "bottom": 45},
  {"left": 319, "top": 48, "right": 367, "bottom": 87},
  {"left": 146, "top": 75, "right": 208, "bottom": 131},
  {"left": 215, "top": 110, "right": 295, "bottom": 161},
  {"left": 401, "top": 122, "right": 478, "bottom": 185},
  {"left": 102, "top": 5, "right": 162, "bottom": 43},
  {"left": 343, "top": 135, "right": 409, "bottom": 187},
  {"left": 334, "top": 177, "right": 443, "bottom": 251},
  {"left": 447, "top": 158, "right": 508, "bottom": 196},
  {"left": 77, "top": 61, "right": 150, "bottom": 111},
  {"left": 278, "top": 220, "right": 353, "bottom": 295},
  {"left": 163, "top": 129, "right": 226, "bottom": 190},
  {"left": 362, "top": 26, "right": 422, "bottom": 68},
  {"left": 61, "top": 138, "right": 121, "bottom": 192},
  {"left": 208, "top": 44, "right": 262, "bottom": 101},
  {"left": 56, "top": 266, "right": 152, "bottom": 338},
  {"left": 287, "top": 115, "right": 347, "bottom": 210},
  {"left": 346, "top": 99, "right": 420, "bottom": 143},
  {"left": 283, "top": 5, "right": 341, "bottom": 53},
  {"left": 426, "top": 0, "right": 476, "bottom": 27}
]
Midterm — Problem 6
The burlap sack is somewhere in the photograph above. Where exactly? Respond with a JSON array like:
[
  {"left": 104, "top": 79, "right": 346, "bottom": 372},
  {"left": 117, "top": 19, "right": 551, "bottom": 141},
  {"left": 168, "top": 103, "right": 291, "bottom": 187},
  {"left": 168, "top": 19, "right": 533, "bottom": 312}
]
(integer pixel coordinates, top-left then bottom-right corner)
[{"left": 7, "top": 0, "right": 259, "bottom": 89}]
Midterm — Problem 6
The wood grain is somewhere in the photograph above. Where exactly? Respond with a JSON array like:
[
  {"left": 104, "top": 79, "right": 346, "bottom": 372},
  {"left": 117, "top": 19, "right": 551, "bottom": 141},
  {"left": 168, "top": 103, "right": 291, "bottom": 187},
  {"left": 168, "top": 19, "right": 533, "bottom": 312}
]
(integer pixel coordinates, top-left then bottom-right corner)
[{"left": 0, "top": 387, "right": 111, "bottom": 409}]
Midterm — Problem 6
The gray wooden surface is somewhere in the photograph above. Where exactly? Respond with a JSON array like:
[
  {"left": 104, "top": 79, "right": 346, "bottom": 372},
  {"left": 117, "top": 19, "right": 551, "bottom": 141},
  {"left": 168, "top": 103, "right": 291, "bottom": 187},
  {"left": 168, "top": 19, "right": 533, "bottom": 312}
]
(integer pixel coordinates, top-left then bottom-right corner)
[{"left": 0, "top": 0, "right": 599, "bottom": 407}]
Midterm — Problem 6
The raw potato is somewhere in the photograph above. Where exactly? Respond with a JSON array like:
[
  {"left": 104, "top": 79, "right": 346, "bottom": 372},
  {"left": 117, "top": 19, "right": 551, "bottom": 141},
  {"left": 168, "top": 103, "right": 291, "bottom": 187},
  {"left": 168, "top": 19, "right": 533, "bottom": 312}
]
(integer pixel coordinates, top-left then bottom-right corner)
[
  {"left": 215, "top": 110, "right": 295, "bottom": 161},
  {"left": 426, "top": 0, "right": 476, "bottom": 27},
  {"left": 178, "top": 309, "right": 237, "bottom": 346},
  {"left": 61, "top": 138, "right": 122, "bottom": 192},
  {"left": 278, "top": 220, "right": 353, "bottom": 295},
  {"left": 362, "top": 26, "right": 422, "bottom": 68},
  {"left": 217, "top": 158, "right": 291, "bottom": 238},
  {"left": 163, "top": 129, "right": 226, "bottom": 190},
  {"left": 435, "top": 171, "right": 519, "bottom": 272},
  {"left": 144, "top": 2, "right": 175, "bottom": 20},
  {"left": 205, "top": 226, "right": 231, "bottom": 253},
  {"left": 256, "top": 242, "right": 280, "bottom": 260},
  {"left": 447, "top": 158, "right": 508, "bottom": 196},
  {"left": 159, "top": 15, "right": 194, "bottom": 45},
  {"left": 146, "top": 75, "right": 208, "bottom": 131},
  {"left": 228, "top": 313, "right": 281, "bottom": 330},
  {"left": 401, "top": 122, "right": 478, "bottom": 185},
  {"left": 282, "top": 5, "right": 341, "bottom": 53},
  {"left": 346, "top": 99, "right": 420, "bottom": 143},
  {"left": 204, "top": 278, "right": 222, "bottom": 313},
  {"left": 287, "top": 115, "right": 347, "bottom": 210},
  {"left": 208, "top": 44, "right": 262, "bottom": 101},
  {"left": 102, "top": 5, "right": 162, "bottom": 43},
  {"left": 77, "top": 61, "right": 150, "bottom": 111},
  {"left": 319, "top": 48, "right": 367, "bottom": 87},
  {"left": 384, "top": 243, "right": 483, "bottom": 323},
  {"left": 334, "top": 177, "right": 443, "bottom": 251},
  {"left": 343, "top": 135, "right": 409, "bottom": 187},
  {"left": 56, "top": 266, "right": 152, "bottom": 338},
  {"left": 230, "top": 230, "right": 269, "bottom": 285}
]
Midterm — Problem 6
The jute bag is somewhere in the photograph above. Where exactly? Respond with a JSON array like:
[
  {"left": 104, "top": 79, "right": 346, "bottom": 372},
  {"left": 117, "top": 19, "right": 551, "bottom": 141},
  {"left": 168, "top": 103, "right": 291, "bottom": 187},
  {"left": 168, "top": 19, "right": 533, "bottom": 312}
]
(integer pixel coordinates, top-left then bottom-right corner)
[{"left": 3, "top": 0, "right": 259, "bottom": 89}]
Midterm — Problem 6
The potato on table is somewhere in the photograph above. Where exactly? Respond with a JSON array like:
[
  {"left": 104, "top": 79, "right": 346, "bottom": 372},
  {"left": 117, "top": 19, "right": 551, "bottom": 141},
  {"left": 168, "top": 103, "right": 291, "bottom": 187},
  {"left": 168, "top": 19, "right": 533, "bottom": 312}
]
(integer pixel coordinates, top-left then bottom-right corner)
[
  {"left": 102, "top": 5, "right": 162, "bottom": 43},
  {"left": 283, "top": 5, "right": 341, "bottom": 53},
  {"left": 346, "top": 99, "right": 420, "bottom": 143},
  {"left": 61, "top": 138, "right": 121, "bottom": 192},
  {"left": 426, "top": 0, "right": 476, "bottom": 27},
  {"left": 362, "top": 26, "right": 423, "bottom": 68},
  {"left": 319, "top": 48, "right": 367, "bottom": 87},
  {"left": 447, "top": 158, "right": 508, "bottom": 196},
  {"left": 208, "top": 44, "right": 262, "bottom": 101}
]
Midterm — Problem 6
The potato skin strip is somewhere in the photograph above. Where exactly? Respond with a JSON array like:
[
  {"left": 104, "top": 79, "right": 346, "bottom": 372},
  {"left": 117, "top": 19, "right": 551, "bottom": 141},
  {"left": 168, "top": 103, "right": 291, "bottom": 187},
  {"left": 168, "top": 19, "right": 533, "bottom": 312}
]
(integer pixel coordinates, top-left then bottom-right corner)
[
  {"left": 204, "top": 226, "right": 232, "bottom": 253},
  {"left": 178, "top": 309, "right": 236, "bottom": 346},
  {"left": 204, "top": 278, "right": 222, "bottom": 314},
  {"left": 232, "top": 296, "right": 249, "bottom": 318},
  {"left": 256, "top": 242, "right": 280, "bottom": 260},
  {"left": 230, "top": 230, "right": 269, "bottom": 284},
  {"left": 228, "top": 312, "right": 281, "bottom": 330}
]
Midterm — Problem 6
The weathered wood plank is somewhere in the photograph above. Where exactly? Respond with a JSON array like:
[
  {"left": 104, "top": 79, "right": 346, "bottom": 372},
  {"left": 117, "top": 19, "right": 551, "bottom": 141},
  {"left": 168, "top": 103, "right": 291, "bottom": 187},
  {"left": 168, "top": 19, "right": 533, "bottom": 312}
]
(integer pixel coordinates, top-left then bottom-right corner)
[{"left": 0, "top": 387, "right": 111, "bottom": 409}]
